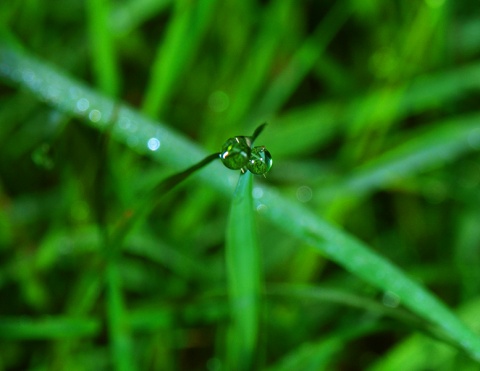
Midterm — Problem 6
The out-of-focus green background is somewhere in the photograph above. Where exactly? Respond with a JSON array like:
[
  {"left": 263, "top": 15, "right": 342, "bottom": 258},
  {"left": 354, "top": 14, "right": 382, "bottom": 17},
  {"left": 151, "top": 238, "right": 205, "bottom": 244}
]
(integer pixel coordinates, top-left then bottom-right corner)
[{"left": 2, "top": 0, "right": 480, "bottom": 370}]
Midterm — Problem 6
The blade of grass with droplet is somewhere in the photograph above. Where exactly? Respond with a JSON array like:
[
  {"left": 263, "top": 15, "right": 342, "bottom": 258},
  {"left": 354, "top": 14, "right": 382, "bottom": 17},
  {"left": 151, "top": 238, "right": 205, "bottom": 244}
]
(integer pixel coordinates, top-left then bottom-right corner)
[
  {"left": 2, "top": 40, "right": 480, "bottom": 363},
  {"left": 226, "top": 172, "right": 261, "bottom": 370}
]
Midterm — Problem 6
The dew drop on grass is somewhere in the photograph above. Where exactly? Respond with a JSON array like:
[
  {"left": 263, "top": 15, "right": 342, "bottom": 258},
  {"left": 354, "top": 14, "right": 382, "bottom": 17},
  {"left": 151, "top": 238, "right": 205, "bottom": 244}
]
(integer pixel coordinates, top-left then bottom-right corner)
[
  {"left": 208, "top": 90, "right": 230, "bottom": 112},
  {"left": 220, "top": 136, "right": 251, "bottom": 170},
  {"left": 382, "top": 291, "right": 400, "bottom": 308},
  {"left": 147, "top": 137, "right": 161, "bottom": 151},
  {"left": 296, "top": 186, "right": 313, "bottom": 202},
  {"left": 76, "top": 98, "right": 90, "bottom": 112},
  {"left": 246, "top": 146, "right": 272, "bottom": 175},
  {"left": 88, "top": 109, "right": 102, "bottom": 123},
  {"left": 252, "top": 187, "right": 264, "bottom": 199},
  {"left": 256, "top": 203, "right": 268, "bottom": 214}
]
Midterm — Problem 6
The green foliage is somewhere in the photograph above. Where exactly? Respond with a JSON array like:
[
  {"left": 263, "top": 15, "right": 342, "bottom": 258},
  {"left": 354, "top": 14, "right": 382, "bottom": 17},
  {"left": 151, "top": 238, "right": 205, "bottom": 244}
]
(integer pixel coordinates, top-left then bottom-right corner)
[{"left": 1, "top": 0, "right": 480, "bottom": 370}]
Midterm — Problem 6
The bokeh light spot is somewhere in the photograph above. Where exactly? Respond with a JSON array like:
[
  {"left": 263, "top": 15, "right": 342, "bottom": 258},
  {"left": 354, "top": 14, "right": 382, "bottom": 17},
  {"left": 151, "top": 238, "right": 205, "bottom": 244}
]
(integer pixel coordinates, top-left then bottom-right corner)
[
  {"left": 147, "top": 137, "right": 161, "bottom": 151},
  {"left": 208, "top": 90, "right": 230, "bottom": 113},
  {"left": 76, "top": 98, "right": 90, "bottom": 112},
  {"left": 296, "top": 186, "right": 313, "bottom": 203},
  {"left": 88, "top": 109, "right": 102, "bottom": 123}
]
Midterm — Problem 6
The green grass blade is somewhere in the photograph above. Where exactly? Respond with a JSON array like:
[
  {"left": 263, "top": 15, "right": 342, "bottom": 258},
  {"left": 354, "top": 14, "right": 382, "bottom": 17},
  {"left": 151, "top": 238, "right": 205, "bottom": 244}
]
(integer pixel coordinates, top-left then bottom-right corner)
[
  {"left": 105, "top": 259, "right": 136, "bottom": 371},
  {"left": 224, "top": 0, "right": 295, "bottom": 125},
  {"left": 322, "top": 113, "right": 480, "bottom": 202},
  {"left": 2, "top": 41, "right": 480, "bottom": 363},
  {"left": 226, "top": 172, "right": 261, "bottom": 370},
  {"left": 253, "top": 1, "right": 351, "bottom": 118},
  {"left": 141, "top": 0, "right": 215, "bottom": 118},
  {"left": 86, "top": 0, "right": 120, "bottom": 97},
  {"left": 109, "top": 0, "right": 172, "bottom": 36},
  {"left": 254, "top": 188, "right": 480, "bottom": 362},
  {"left": 0, "top": 317, "right": 100, "bottom": 339}
]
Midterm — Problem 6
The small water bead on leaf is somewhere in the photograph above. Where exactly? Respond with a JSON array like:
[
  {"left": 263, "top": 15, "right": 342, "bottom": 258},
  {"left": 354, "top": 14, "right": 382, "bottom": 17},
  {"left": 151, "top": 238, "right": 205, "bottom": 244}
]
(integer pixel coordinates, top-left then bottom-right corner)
[
  {"left": 220, "top": 136, "right": 252, "bottom": 170},
  {"left": 246, "top": 146, "right": 273, "bottom": 175}
]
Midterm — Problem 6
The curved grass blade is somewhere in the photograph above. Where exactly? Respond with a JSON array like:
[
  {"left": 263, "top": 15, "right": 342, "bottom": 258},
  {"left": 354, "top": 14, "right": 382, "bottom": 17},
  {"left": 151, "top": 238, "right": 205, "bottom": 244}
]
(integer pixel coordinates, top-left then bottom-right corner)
[
  {"left": 2, "top": 40, "right": 480, "bottom": 363},
  {"left": 226, "top": 172, "right": 261, "bottom": 370},
  {"left": 109, "top": 152, "right": 220, "bottom": 247},
  {"left": 251, "top": 122, "right": 267, "bottom": 143}
]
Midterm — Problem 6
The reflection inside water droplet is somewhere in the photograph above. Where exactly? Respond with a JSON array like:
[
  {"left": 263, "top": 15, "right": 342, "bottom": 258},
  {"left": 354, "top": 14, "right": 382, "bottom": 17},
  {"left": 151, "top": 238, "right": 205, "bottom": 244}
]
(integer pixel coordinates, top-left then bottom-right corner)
[{"left": 147, "top": 137, "right": 161, "bottom": 151}]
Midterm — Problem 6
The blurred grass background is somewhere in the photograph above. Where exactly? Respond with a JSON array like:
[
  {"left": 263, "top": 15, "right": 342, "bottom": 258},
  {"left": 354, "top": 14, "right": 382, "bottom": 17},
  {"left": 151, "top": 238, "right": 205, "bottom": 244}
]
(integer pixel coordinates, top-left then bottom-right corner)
[{"left": 2, "top": 0, "right": 480, "bottom": 370}]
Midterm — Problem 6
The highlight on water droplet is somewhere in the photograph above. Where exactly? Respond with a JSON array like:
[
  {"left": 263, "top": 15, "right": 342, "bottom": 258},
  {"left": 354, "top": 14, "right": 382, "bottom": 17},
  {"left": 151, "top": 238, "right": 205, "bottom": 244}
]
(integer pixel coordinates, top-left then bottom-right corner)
[
  {"left": 147, "top": 137, "right": 161, "bottom": 151},
  {"left": 88, "top": 109, "right": 102, "bottom": 123},
  {"left": 76, "top": 98, "right": 90, "bottom": 112}
]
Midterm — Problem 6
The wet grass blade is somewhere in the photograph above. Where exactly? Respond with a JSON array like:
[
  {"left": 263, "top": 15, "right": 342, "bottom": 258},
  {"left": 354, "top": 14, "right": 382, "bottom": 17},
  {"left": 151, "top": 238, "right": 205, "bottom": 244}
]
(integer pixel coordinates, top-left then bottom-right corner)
[
  {"left": 226, "top": 172, "right": 261, "bottom": 370},
  {"left": 2, "top": 40, "right": 480, "bottom": 363}
]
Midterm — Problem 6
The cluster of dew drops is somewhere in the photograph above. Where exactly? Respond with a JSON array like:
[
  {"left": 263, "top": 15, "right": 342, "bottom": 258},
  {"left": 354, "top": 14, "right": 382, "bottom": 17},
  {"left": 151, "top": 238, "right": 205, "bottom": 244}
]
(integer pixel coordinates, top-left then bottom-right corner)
[{"left": 220, "top": 134, "right": 272, "bottom": 176}]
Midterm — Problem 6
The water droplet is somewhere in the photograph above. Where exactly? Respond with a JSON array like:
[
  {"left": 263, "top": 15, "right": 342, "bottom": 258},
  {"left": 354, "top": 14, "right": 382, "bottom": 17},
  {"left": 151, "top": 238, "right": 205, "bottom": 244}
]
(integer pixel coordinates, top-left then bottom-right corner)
[
  {"left": 208, "top": 90, "right": 230, "bottom": 112},
  {"left": 118, "top": 116, "right": 132, "bottom": 130},
  {"left": 246, "top": 146, "right": 273, "bottom": 175},
  {"left": 382, "top": 291, "right": 400, "bottom": 308},
  {"left": 76, "top": 98, "right": 90, "bottom": 112},
  {"left": 256, "top": 203, "right": 268, "bottom": 214},
  {"left": 88, "top": 109, "right": 102, "bottom": 123},
  {"left": 296, "top": 186, "right": 313, "bottom": 202},
  {"left": 220, "top": 136, "right": 251, "bottom": 170},
  {"left": 252, "top": 187, "right": 264, "bottom": 199},
  {"left": 147, "top": 137, "right": 161, "bottom": 151}
]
